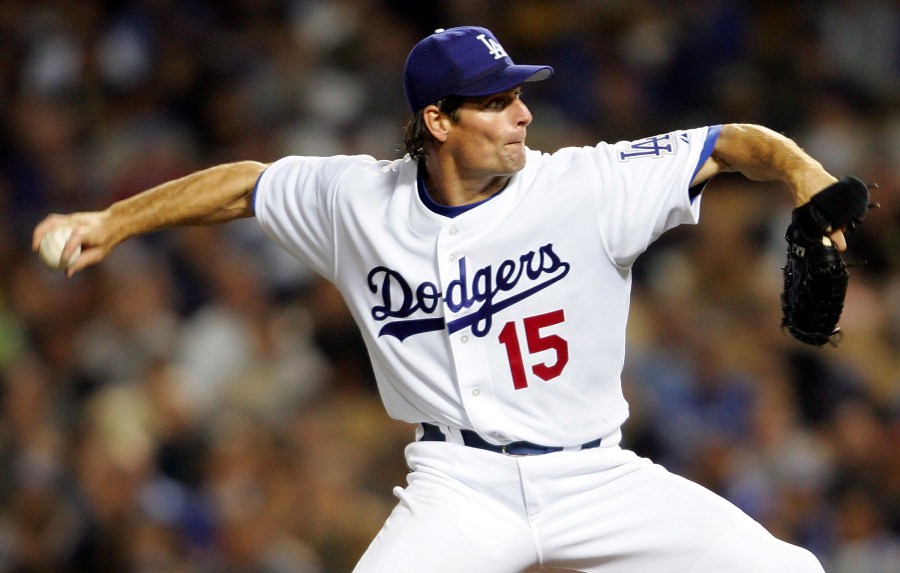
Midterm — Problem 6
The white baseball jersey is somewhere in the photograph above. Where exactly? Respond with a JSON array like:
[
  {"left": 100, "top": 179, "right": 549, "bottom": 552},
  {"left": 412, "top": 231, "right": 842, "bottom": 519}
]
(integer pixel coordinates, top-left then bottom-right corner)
[{"left": 254, "top": 125, "right": 720, "bottom": 447}]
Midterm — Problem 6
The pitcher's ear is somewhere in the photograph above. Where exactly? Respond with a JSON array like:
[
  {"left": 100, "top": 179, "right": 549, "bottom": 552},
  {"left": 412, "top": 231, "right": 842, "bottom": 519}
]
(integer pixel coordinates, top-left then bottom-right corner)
[{"left": 423, "top": 105, "right": 450, "bottom": 143}]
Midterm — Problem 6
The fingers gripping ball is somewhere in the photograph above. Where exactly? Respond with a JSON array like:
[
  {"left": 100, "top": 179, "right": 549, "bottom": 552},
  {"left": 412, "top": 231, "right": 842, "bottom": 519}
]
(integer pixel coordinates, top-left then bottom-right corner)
[
  {"left": 781, "top": 176, "right": 874, "bottom": 346},
  {"left": 39, "top": 227, "right": 81, "bottom": 270}
]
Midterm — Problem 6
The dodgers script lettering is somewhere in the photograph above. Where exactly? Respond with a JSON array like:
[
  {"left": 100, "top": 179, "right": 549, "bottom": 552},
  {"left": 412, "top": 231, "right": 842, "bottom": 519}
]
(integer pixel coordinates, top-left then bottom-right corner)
[{"left": 367, "top": 244, "right": 570, "bottom": 341}]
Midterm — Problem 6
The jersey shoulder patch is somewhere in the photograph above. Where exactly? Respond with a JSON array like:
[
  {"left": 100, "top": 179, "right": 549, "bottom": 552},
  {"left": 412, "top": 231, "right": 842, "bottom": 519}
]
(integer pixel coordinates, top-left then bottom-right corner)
[{"left": 617, "top": 132, "right": 680, "bottom": 161}]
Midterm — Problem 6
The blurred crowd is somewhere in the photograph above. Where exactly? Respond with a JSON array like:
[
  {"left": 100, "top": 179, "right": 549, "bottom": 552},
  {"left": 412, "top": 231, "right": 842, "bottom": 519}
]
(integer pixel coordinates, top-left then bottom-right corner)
[{"left": 0, "top": 0, "right": 897, "bottom": 572}]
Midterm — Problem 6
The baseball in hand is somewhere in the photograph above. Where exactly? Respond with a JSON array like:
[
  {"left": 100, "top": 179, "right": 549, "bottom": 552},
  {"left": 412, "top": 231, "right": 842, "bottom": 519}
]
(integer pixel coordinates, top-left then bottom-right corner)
[{"left": 39, "top": 226, "right": 81, "bottom": 270}]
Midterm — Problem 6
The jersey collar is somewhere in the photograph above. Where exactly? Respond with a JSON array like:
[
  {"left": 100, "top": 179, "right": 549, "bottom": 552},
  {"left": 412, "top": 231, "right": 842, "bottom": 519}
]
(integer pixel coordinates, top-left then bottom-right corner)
[{"left": 417, "top": 161, "right": 502, "bottom": 218}]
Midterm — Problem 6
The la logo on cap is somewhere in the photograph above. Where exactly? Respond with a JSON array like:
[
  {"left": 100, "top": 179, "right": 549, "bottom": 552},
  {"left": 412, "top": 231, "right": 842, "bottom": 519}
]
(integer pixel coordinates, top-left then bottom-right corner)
[{"left": 476, "top": 33, "right": 508, "bottom": 60}]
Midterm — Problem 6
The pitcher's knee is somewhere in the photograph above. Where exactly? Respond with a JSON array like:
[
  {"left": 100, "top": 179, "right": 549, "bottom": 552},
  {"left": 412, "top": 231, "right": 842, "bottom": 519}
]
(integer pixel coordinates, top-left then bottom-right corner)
[
  {"left": 752, "top": 542, "right": 825, "bottom": 573},
  {"left": 694, "top": 524, "right": 825, "bottom": 572},
  {"left": 787, "top": 546, "right": 825, "bottom": 573}
]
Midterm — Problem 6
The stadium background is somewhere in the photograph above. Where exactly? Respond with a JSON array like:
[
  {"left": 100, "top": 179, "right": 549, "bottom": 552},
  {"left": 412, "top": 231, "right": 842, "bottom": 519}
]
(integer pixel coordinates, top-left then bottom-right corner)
[{"left": 0, "top": 1, "right": 897, "bottom": 571}]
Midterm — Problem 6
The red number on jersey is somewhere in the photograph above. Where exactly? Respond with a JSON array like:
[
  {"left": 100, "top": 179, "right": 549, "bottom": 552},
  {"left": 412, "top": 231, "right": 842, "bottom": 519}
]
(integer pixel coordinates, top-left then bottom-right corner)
[{"left": 498, "top": 309, "right": 569, "bottom": 390}]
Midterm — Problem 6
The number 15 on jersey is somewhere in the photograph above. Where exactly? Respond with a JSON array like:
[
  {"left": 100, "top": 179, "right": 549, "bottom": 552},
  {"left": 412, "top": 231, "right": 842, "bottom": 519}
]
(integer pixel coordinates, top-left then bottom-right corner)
[{"left": 497, "top": 309, "right": 569, "bottom": 390}]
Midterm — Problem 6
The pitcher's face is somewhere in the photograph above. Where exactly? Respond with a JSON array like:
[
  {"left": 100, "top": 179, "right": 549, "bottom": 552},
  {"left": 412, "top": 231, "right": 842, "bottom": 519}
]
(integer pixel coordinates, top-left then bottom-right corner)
[{"left": 443, "top": 86, "right": 533, "bottom": 178}]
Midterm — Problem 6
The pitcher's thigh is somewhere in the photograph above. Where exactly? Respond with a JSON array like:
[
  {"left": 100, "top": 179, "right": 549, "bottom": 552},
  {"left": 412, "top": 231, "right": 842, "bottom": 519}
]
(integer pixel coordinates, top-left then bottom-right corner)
[
  {"left": 353, "top": 472, "right": 536, "bottom": 573},
  {"left": 541, "top": 461, "right": 823, "bottom": 572}
]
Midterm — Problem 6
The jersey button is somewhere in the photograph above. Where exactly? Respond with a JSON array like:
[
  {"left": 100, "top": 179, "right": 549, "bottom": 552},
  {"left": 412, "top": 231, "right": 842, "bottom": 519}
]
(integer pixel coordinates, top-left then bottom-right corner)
[
  {"left": 460, "top": 335, "right": 469, "bottom": 344},
  {"left": 449, "top": 227, "right": 459, "bottom": 236},
  {"left": 448, "top": 253, "right": 456, "bottom": 262},
  {"left": 471, "top": 388, "right": 480, "bottom": 397}
]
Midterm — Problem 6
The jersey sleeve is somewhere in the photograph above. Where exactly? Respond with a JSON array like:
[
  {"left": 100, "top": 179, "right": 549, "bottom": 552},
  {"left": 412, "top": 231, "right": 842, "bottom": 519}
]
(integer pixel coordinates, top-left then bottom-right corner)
[
  {"left": 253, "top": 155, "right": 361, "bottom": 280},
  {"left": 594, "top": 125, "right": 720, "bottom": 267}
]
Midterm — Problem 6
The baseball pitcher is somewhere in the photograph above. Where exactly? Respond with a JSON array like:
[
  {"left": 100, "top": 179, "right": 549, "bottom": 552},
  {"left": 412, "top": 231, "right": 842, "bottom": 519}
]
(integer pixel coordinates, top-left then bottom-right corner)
[{"left": 35, "top": 26, "right": 871, "bottom": 572}]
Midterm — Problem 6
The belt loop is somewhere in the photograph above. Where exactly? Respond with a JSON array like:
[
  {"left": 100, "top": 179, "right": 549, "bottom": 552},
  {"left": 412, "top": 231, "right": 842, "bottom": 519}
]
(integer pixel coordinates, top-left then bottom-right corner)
[{"left": 444, "top": 425, "right": 466, "bottom": 445}]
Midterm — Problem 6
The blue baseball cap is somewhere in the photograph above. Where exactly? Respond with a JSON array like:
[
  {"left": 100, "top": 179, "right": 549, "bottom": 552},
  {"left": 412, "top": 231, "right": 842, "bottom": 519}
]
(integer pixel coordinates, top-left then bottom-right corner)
[{"left": 403, "top": 26, "right": 554, "bottom": 112}]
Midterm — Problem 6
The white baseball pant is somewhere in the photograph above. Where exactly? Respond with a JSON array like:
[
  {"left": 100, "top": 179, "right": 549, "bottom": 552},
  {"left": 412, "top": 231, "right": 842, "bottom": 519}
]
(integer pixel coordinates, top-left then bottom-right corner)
[{"left": 354, "top": 439, "right": 825, "bottom": 572}]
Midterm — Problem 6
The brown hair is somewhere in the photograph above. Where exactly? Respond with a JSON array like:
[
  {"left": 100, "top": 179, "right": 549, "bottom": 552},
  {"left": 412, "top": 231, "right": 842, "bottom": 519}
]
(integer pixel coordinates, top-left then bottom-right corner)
[{"left": 402, "top": 95, "right": 467, "bottom": 160}]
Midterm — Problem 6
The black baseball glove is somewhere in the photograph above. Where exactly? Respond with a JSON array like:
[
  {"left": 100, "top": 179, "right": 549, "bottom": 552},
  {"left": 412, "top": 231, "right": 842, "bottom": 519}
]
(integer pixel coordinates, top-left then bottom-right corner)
[{"left": 781, "top": 176, "right": 873, "bottom": 346}]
